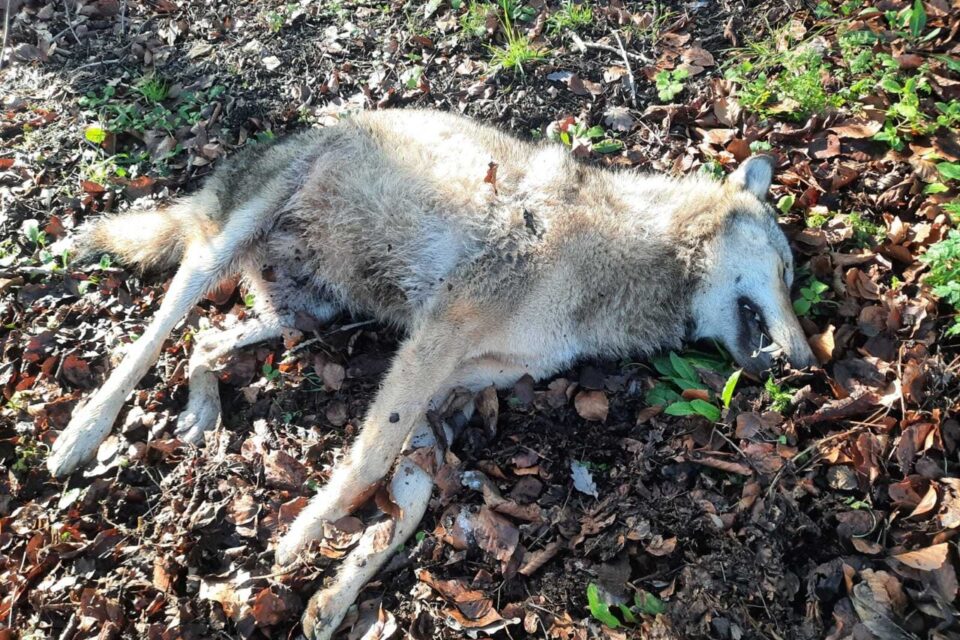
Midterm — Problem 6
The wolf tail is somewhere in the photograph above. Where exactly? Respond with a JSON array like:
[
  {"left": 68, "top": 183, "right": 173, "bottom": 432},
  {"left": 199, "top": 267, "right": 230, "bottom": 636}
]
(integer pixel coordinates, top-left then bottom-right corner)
[{"left": 77, "top": 197, "right": 221, "bottom": 271}]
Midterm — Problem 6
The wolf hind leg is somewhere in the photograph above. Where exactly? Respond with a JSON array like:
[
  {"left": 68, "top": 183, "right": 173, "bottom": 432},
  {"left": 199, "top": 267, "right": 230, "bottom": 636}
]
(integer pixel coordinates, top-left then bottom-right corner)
[{"left": 47, "top": 199, "right": 272, "bottom": 478}]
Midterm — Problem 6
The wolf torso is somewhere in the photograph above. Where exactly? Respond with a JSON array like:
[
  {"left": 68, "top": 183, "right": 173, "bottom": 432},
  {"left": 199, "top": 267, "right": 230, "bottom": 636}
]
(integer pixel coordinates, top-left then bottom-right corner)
[{"left": 196, "top": 110, "right": 726, "bottom": 373}]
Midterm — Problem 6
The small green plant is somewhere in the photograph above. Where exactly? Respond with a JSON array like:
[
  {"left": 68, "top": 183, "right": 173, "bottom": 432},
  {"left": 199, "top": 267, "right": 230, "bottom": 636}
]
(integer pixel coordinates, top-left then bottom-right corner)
[
  {"left": 0, "top": 239, "right": 18, "bottom": 268},
  {"left": 847, "top": 212, "right": 884, "bottom": 248},
  {"left": 20, "top": 219, "right": 46, "bottom": 249},
  {"left": 265, "top": 3, "right": 298, "bottom": 32},
  {"left": 547, "top": 1, "right": 593, "bottom": 35},
  {"left": 793, "top": 278, "right": 830, "bottom": 316},
  {"left": 13, "top": 439, "right": 45, "bottom": 473},
  {"left": 942, "top": 201, "right": 960, "bottom": 224},
  {"left": 80, "top": 84, "right": 225, "bottom": 137},
  {"left": 873, "top": 72, "right": 933, "bottom": 150},
  {"left": 267, "top": 10, "right": 285, "bottom": 32},
  {"left": 262, "top": 362, "right": 281, "bottom": 382},
  {"left": 84, "top": 124, "right": 108, "bottom": 145},
  {"left": 500, "top": 0, "right": 537, "bottom": 22},
  {"left": 488, "top": 3, "right": 545, "bottom": 74},
  {"left": 587, "top": 583, "right": 621, "bottom": 628},
  {"left": 938, "top": 162, "right": 960, "bottom": 182},
  {"left": 552, "top": 122, "right": 622, "bottom": 154},
  {"left": 764, "top": 378, "right": 795, "bottom": 413},
  {"left": 80, "top": 153, "right": 127, "bottom": 186},
  {"left": 134, "top": 75, "right": 169, "bottom": 104},
  {"left": 920, "top": 229, "right": 960, "bottom": 336},
  {"left": 776, "top": 194, "right": 795, "bottom": 215},
  {"left": 721, "top": 369, "right": 742, "bottom": 409},
  {"left": 459, "top": 1, "right": 491, "bottom": 37},
  {"left": 646, "top": 351, "right": 738, "bottom": 421},
  {"left": 586, "top": 583, "right": 666, "bottom": 629},
  {"left": 699, "top": 160, "right": 725, "bottom": 180},
  {"left": 654, "top": 68, "right": 688, "bottom": 102},
  {"left": 806, "top": 210, "right": 829, "bottom": 228},
  {"left": 725, "top": 47, "right": 845, "bottom": 121}
]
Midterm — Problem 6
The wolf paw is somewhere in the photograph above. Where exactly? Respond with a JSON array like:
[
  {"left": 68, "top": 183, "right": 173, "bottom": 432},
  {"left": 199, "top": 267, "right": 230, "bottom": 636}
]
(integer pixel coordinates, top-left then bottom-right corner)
[
  {"left": 47, "top": 404, "right": 116, "bottom": 478},
  {"left": 302, "top": 589, "right": 350, "bottom": 640},
  {"left": 275, "top": 529, "right": 308, "bottom": 567},
  {"left": 275, "top": 494, "right": 349, "bottom": 566},
  {"left": 174, "top": 388, "right": 222, "bottom": 444}
]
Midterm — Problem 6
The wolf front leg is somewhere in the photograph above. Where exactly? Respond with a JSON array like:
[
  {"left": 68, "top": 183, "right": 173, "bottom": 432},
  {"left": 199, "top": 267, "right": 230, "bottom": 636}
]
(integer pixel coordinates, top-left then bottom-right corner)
[
  {"left": 274, "top": 320, "right": 469, "bottom": 566},
  {"left": 301, "top": 418, "right": 445, "bottom": 639},
  {"left": 297, "top": 355, "right": 530, "bottom": 638}
]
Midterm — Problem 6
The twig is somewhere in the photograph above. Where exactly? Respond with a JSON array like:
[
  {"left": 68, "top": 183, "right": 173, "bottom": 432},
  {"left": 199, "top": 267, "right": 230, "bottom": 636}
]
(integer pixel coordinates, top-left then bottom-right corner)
[
  {"left": 285, "top": 319, "right": 378, "bottom": 356},
  {"left": 71, "top": 58, "right": 120, "bottom": 71},
  {"left": 765, "top": 410, "right": 887, "bottom": 498},
  {"left": 57, "top": 613, "right": 80, "bottom": 640},
  {"left": 611, "top": 30, "right": 638, "bottom": 109},
  {"left": 1, "top": 0, "right": 11, "bottom": 71},
  {"left": 59, "top": 0, "right": 82, "bottom": 46},
  {"left": 568, "top": 31, "right": 652, "bottom": 63}
]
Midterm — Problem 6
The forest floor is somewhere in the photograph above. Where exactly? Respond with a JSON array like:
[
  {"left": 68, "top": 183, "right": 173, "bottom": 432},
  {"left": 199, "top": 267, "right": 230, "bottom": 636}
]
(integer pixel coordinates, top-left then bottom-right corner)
[{"left": 2, "top": 0, "right": 960, "bottom": 638}]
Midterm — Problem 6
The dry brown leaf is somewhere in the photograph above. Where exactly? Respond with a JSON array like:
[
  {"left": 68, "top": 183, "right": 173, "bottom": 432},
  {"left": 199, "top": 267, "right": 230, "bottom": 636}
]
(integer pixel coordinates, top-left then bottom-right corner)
[
  {"left": 830, "top": 118, "right": 883, "bottom": 139},
  {"left": 519, "top": 540, "right": 563, "bottom": 576},
  {"left": 152, "top": 555, "right": 179, "bottom": 593},
  {"left": 939, "top": 478, "right": 960, "bottom": 528},
  {"left": 645, "top": 535, "right": 677, "bottom": 556},
  {"left": 892, "top": 543, "right": 949, "bottom": 571},
  {"left": 574, "top": 390, "right": 608, "bottom": 422},
  {"left": 692, "top": 455, "right": 752, "bottom": 476},
  {"left": 476, "top": 385, "right": 499, "bottom": 436},
  {"left": 682, "top": 46, "right": 715, "bottom": 67},
  {"left": 809, "top": 324, "right": 836, "bottom": 364},
  {"left": 263, "top": 450, "right": 307, "bottom": 490},
  {"left": 475, "top": 506, "right": 519, "bottom": 565},
  {"left": 251, "top": 587, "right": 299, "bottom": 627}
]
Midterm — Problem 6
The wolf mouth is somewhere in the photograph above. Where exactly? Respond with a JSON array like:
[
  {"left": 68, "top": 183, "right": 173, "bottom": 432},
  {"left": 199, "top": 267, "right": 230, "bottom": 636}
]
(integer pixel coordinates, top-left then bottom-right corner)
[{"left": 738, "top": 296, "right": 783, "bottom": 360}]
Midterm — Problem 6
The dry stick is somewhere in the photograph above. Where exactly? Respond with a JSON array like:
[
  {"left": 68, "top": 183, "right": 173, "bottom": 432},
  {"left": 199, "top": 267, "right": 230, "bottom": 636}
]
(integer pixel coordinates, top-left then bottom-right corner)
[
  {"left": 60, "top": 0, "right": 82, "bottom": 46},
  {"left": 611, "top": 30, "right": 638, "bottom": 109},
  {"left": 285, "top": 319, "right": 378, "bottom": 356},
  {"left": 57, "top": 613, "right": 80, "bottom": 640},
  {"left": 568, "top": 30, "right": 652, "bottom": 63},
  {"left": 1, "top": 0, "right": 10, "bottom": 71},
  {"left": 72, "top": 58, "right": 120, "bottom": 71}
]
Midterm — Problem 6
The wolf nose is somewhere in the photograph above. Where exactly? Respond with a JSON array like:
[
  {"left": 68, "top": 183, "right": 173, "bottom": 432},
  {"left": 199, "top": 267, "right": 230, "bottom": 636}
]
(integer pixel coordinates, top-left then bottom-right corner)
[{"left": 788, "top": 342, "right": 817, "bottom": 369}]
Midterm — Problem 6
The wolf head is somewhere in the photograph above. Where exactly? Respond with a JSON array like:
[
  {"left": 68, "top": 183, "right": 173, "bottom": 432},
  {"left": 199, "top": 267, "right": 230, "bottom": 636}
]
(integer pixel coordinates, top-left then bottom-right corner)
[{"left": 688, "top": 156, "right": 816, "bottom": 377}]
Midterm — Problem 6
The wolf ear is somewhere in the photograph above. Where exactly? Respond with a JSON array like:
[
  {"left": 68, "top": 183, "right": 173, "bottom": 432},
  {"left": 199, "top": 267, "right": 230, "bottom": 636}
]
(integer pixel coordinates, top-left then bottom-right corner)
[{"left": 729, "top": 155, "right": 774, "bottom": 199}]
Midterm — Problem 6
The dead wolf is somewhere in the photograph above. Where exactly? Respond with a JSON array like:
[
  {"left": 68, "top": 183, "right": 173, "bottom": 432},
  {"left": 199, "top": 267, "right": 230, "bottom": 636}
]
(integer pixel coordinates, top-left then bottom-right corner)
[{"left": 46, "top": 108, "right": 815, "bottom": 638}]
